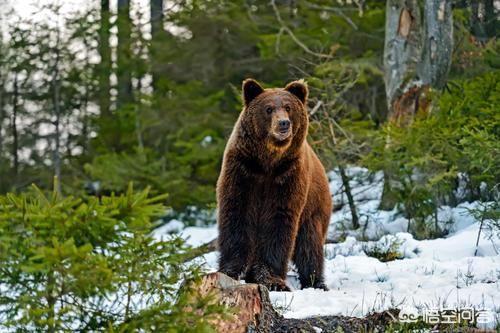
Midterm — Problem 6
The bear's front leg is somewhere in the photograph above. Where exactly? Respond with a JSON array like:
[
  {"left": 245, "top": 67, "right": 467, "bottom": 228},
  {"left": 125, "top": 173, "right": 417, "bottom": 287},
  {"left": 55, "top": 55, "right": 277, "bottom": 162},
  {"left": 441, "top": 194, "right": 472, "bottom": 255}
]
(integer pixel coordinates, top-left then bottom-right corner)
[
  {"left": 245, "top": 262, "right": 291, "bottom": 291},
  {"left": 246, "top": 209, "right": 298, "bottom": 291},
  {"left": 218, "top": 213, "right": 252, "bottom": 280},
  {"left": 263, "top": 209, "right": 298, "bottom": 277},
  {"left": 217, "top": 167, "right": 253, "bottom": 280},
  {"left": 246, "top": 173, "right": 304, "bottom": 291}
]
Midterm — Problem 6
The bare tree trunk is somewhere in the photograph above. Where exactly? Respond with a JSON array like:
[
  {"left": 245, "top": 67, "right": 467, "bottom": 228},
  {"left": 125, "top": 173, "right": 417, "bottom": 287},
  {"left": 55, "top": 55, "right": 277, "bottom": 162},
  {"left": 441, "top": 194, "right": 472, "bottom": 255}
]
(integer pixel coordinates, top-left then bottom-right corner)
[
  {"left": 150, "top": 0, "right": 164, "bottom": 34},
  {"left": 0, "top": 20, "right": 4, "bottom": 164},
  {"left": 0, "top": 77, "right": 4, "bottom": 159},
  {"left": 419, "top": 0, "right": 454, "bottom": 90},
  {"left": 135, "top": 79, "right": 144, "bottom": 151},
  {"left": 383, "top": 0, "right": 453, "bottom": 124},
  {"left": 384, "top": 0, "right": 421, "bottom": 124},
  {"left": 150, "top": 0, "right": 164, "bottom": 91},
  {"left": 52, "top": 30, "right": 62, "bottom": 195},
  {"left": 46, "top": 271, "right": 56, "bottom": 333},
  {"left": 117, "top": 0, "right": 133, "bottom": 108},
  {"left": 338, "top": 165, "right": 360, "bottom": 229},
  {"left": 379, "top": 170, "right": 400, "bottom": 210},
  {"left": 53, "top": 86, "right": 62, "bottom": 194},
  {"left": 150, "top": 0, "right": 163, "bottom": 91},
  {"left": 98, "top": 0, "right": 111, "bottom": 116},
  {"left": 82, "top": 42, "right": 91, "bottom": 156},
  {"left": 11, "top": 74, "right": 19, "bottom": 179}
]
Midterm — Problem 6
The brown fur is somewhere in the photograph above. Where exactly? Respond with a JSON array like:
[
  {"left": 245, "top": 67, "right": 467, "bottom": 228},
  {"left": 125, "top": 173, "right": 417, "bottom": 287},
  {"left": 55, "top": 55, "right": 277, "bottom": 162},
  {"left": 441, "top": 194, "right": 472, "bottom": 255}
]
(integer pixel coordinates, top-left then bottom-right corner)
[{"left": 217, "top": 79, "right": 332, "bottom": 291}]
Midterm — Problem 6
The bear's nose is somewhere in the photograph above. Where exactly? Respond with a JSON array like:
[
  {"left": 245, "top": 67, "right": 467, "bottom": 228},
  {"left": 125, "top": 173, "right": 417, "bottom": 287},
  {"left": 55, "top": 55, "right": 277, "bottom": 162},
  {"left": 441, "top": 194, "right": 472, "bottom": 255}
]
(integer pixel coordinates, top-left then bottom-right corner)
[{"left": 278, "top": 119, "right": 290, "bottom": 131}]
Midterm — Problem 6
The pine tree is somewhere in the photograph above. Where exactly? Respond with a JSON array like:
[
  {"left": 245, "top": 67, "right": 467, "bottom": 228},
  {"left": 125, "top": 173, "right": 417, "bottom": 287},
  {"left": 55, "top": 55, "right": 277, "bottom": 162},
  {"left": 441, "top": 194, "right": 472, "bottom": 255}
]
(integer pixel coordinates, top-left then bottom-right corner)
[{"left": 0, "top": 184, "right": 225, "bottom": 331}]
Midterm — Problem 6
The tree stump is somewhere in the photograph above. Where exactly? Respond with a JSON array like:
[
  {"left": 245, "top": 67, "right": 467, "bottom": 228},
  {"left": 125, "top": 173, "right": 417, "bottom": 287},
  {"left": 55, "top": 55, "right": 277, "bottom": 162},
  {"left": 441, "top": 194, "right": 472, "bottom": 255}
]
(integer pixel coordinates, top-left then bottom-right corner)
[
  {"left": 194, "top": 272, "right": 400, "bottom": 333},
  {"left": 195, "top": 272, "right": 278, "bottom": 332}
]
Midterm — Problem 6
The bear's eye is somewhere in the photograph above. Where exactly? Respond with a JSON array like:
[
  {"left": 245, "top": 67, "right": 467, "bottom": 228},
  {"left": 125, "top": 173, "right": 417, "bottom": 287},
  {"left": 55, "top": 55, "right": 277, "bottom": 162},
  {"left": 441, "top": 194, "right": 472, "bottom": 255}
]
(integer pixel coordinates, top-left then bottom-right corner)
[
  {"left": 285, "top": 105, "right": 291, "bottom": 112},
  {"left": 265, "top": 107, "right": 273, "bottom": 114}
]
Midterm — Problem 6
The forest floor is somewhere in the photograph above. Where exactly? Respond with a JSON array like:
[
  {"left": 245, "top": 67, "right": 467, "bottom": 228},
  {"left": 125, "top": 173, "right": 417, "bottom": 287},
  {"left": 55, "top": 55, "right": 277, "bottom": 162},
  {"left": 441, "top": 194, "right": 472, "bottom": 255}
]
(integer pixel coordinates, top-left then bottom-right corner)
[{"left": 154, "top": 167, "right": 500, "bottom": 331}]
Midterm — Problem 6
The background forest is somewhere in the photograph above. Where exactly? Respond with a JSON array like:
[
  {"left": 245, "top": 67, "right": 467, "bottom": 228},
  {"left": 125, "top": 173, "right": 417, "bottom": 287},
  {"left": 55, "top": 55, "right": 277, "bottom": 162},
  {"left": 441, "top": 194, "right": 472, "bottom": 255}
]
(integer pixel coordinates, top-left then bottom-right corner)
[
  {"left": 0, "top": 0, "right": 498, "bottom": 213},
  {"left": 0, "top": 0, "right": 499, "bottom": 331}
]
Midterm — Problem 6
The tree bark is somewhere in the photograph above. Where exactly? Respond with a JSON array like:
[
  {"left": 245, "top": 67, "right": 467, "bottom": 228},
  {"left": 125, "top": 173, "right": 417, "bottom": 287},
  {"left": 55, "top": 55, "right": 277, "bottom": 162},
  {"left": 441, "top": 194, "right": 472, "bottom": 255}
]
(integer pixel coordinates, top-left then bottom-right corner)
[
  {"left": 150, "top": 0, "right": 164, "bottom": 36},
  {"left": 51, "top": 29, "right": 62, "bottom": 195},
  {"left": 150, "top": 0, "right": 164, "bottom": 92},
  {"left": 135, "top": 78, "right": 144, "bottom": 151},
  {"left": 0, "top": 77, "right": 4, "bottom": 160},
  {"left": 117, "top": 0, "right": 133, "bottom": 107},
  {"left": 383, "top": 0, "right": 453, "bottom": 124},
  {"left": 339, "top": 165, "right": 360, "bottom": 229},
  {"left": 81, "top": 37, "right": 92, "bottom": 156},
  {"left": 419, "top": 0, "right": 454, "bottom": 90},
  {"left": 46, "top": 271, "right": 57, "bottom": 333},
  {"left": 98, "top": 0, "right": 111, "bottom": 116},
  {"left": 11, "top": 74, "right": 19, "bottom": 179}
]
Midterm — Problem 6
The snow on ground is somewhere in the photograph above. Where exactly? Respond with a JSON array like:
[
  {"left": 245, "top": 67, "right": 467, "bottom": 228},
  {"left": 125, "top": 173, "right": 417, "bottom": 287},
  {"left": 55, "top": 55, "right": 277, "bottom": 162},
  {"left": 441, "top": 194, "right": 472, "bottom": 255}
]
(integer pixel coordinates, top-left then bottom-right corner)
[
  {"left": 154, "top": 167, "right": 500, "bottom": 327},
  {"left": 280, "top": 223, "right": 500, "bottom": 319}
]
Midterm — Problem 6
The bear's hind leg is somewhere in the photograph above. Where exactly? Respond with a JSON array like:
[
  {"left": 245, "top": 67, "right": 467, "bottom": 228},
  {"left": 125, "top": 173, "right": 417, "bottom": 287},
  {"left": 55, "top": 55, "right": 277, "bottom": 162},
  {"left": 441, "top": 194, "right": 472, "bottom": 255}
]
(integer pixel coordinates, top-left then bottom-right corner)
[{"left": 293, "top": 215, "right": 328, "bottom": 291}]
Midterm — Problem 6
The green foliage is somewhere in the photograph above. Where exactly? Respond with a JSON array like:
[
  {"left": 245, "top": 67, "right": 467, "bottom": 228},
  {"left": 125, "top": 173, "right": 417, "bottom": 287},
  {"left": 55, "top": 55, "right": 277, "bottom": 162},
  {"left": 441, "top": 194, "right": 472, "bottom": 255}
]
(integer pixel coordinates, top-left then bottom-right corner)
[
  {"left": 86, "top": 87, "right": 230, "bottom": 209},
  {"left": 0, "top": 0, "right": 390, "bottom": 212},
  {"left": 365, "top": 72, "right": 500, "bottom": 238},
  {"left": 468, "top": 194, "right": 500, "bottom": 242},
  {"left": 450, "top": 7, "right": 500, "bottom": 79},
  {"left": 306, "top": 55, "right": 383, "bottom": 230},
  {"left": 305, "top": 51, "right": 384, "bottom": 167},
  {"left": 0, "top": 185, "right": 225, "bottom": 331},
  {"left": 363, "top": 237, "right": 403, "bottom": 262},
  {"left": 85, "top": 136, "right": 224, "bottom": 211}
]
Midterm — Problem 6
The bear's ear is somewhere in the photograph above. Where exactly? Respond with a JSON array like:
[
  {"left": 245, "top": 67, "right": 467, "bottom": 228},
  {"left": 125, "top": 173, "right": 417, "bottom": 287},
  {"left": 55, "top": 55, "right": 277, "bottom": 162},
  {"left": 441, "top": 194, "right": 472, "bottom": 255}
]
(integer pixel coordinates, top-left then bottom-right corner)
[
  {"left": 284, "top": 80, "right": 308, "bottom": 105},
  {"left": 242, "top": 78, "right": 264, "bottom": 106}
]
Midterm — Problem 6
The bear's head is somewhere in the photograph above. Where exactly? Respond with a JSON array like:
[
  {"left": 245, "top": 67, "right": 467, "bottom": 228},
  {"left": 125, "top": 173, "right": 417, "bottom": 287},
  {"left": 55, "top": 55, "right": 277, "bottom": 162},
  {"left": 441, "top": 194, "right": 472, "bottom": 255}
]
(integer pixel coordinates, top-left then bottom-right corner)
[{"left": 241, "top": 78, "right": 309, "bottom": 151}]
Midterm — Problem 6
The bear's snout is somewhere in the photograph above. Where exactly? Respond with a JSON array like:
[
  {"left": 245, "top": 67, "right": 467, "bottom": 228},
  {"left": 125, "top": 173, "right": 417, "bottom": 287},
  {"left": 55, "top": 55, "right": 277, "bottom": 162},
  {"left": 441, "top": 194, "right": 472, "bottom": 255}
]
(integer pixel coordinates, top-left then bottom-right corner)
[
  {"left": 270, "top": 108, "right": 292, "bottom": 142},
  {"left": 271, "top": 115, "right": 292, "bottom": 142},
  {"left": 278, "top": 119, "right": 290, "bottom": 132}
]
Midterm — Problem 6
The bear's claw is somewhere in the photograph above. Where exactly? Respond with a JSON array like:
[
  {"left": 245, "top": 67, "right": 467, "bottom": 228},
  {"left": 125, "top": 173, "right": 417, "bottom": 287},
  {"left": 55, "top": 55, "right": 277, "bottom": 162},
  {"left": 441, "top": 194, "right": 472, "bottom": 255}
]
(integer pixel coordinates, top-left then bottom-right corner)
[
  {"left": 267, "top": 281, "right": 291, "bottom": 292},
  {"left": 263, "top": 276, "right": 291, "bottom": 292},
  {"left": 313, "top": 282, "right": 329, "bottom": 291},
  {"left": 218, "top": 268, "right": 241, "bottom": 281}
]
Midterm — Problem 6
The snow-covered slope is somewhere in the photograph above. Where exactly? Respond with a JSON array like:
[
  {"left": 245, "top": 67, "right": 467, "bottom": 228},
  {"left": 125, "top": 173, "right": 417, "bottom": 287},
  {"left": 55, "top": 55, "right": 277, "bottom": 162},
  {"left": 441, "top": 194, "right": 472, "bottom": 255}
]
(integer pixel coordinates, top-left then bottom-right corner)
[{"left": 153, "top": 167, "right": 500, "bottom": 327}]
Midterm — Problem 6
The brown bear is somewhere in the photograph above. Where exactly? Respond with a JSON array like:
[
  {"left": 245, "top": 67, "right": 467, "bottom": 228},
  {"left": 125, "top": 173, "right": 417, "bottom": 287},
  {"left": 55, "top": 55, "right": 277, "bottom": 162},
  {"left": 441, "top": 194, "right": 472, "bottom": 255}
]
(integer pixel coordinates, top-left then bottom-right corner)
[{"left": 217, "top": 79, "right": 332, "bottom": 291}]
